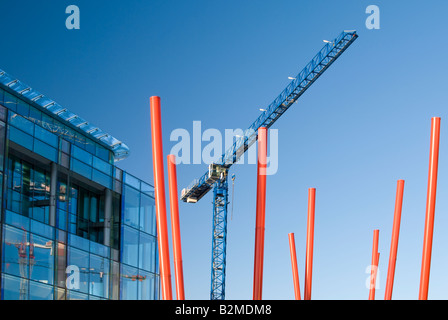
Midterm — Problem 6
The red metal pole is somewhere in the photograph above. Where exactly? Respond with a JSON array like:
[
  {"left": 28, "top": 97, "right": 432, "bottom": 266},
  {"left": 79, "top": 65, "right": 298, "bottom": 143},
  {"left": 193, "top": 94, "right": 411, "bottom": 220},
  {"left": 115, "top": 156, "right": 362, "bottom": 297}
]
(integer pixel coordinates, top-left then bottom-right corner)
[
  {"left": 419, "top": 117, "right": 441, "bottom": 300},
  {"left": 150, "top": 96, "right": 173, "bottom": 300},
  {"left": 167, "top": 154, "right": 185, "bottom": 300},
  {"left": 288, "top": 233, "right": 301, "bottom": 300},
  {"left": 253, "top": 127, "right": 267, "bottom": 300},
  {"left": 369, "top": 229, "right": 380, "bottom": 300},
  {"left": 384, "top": 179, "right": 405, "bottom": 300},
  {"left": 304, "top": 188, "right": 316, "bottom": 300}
]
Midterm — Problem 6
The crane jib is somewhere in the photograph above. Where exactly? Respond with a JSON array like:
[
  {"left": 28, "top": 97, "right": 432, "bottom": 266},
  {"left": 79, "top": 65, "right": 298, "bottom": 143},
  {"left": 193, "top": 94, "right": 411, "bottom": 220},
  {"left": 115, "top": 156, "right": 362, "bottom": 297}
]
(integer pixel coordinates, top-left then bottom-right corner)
[{"left": 181, "top": 31, "right": 358, "bottom": 203}]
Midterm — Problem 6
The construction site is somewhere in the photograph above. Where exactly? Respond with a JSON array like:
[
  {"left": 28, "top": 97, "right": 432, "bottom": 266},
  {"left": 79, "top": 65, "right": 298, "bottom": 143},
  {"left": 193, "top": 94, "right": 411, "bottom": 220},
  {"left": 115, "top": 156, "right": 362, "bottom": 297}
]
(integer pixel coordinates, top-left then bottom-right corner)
[{"left": 0, "top": 2, "right": 447, "bottom": 304}]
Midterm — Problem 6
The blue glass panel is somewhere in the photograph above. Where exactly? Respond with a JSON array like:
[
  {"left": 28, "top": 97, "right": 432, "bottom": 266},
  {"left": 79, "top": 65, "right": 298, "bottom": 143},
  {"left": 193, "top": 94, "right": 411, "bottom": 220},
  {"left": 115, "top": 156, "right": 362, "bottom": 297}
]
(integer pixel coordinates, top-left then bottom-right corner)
[
  {"left": 3, "top": 91, "right": 17, "bottom": 112},
  {"left": 89, "top": 254, "right": 110, "bottom": 298},
  {"left": 124, "top": 172, "right": 140, "bottom": 190},
  {"left": 9, "top": 126, "right": 33, "bottom": 150},
  {"left": 141, "top": 182, "right": 154, "bottom": 197},
  {"left": 123, "top": 186, "right": 140, "bottom": 229},
  {"left": 139, "top": 233, "right": 156, "bottom": 273},
  {"left": 6, "top": 189, "right": 23, "bottom": 216},
  {"left": 74, "top": 132, "right": 86, "bottom": 149},
  {"left": 68, "top": 233, "right": 90, "bottom": 252},
  {"left": 29, "top": 234, "right": 54, "bottom": 285},
  {"left": 140, "top": 194, "right": 156, "bottom": 236},
  {"left": 2, "top": 225, "right": 29, "bottom": 278},
  {"left": 2, "top": 274, "right": 28, "bottom": 300},
  {"left": 96, "top": 144, "right": 110, "bottom": 162},
  {"left": 67, "top": 290, "right": 89, "bottom": 300},
  {"left": 29, "top": 280, "right": 54, "bottom": 300},
  {"left": 42, "top": 113, "right": 54, "bottom": 130},
  {"left": 71, "top": 159, "right": 92, "bottom": 179},
  {"left": 57, "top": 209, "right": 67, "bottom": 231},
  {"left": 29, "top": 106, "right": 42, "bottom": 123},
  {"left": 92, "top": 169, "right": 112, "bottom": 189},
  {"left": 92, "top": 156, "right": 111, "bottom": 175},
  {"left": 9, "top": 113, "right": 33, "bottom": 135},
  {"left": 68, "top": 214, "right": 77, "bottom": 234},
  {"left": 72, "top": 145, "right": 92, "bottom": 165},
  {"left": 30, "top": 219, "right": 55, "bottom": 239},
  {"left": 121, "top": 225, "right": 139, "bottom": 267},
  {"left": 90, "top": 241, "right": 110, "bottom": 258},
  {"left": 33, "top": 139, "right": 57, "bottom": 162},
  {"left": 34, "top": 125, "right": 58, "bottom": 147},
  {"left": 5, "top": 210, "right": 30, "bottom": 231},
  {"left": 138, "top": 270, "right": 156, "bottom": 300},
  {"left": 120, "top": 264, "right": 138, "bottom": 300},
  {"left": 67, "top": 247, "right": 89, "bottom": 294},
  {"left": 85, "top": 138, "right": 96, "bottom": 155},
  {"left": 16, "top": 99, "right": 30, "bottom": 118}
]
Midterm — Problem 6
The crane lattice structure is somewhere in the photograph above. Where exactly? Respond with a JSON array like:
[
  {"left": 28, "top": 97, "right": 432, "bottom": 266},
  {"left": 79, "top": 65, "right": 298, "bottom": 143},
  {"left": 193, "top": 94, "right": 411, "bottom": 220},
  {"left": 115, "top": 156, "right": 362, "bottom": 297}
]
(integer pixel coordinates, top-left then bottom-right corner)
[{"left": 180, "top": 30, "right": 359, "bottom": 300}]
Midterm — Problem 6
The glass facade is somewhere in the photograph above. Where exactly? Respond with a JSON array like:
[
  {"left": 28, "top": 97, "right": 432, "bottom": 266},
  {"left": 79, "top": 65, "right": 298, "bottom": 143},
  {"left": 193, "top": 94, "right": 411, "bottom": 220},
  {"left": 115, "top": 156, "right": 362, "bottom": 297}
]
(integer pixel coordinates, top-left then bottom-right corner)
[{"left": 0, "top": 86, "right": 159, "bottom": 300}]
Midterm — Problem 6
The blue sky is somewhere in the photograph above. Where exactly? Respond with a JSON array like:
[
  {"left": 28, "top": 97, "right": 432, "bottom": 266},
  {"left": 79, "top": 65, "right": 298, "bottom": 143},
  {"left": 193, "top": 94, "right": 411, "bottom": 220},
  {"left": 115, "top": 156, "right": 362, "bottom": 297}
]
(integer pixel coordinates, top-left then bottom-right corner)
[{"left": 1, "top": 0, "right": 448, "bottom": 300}]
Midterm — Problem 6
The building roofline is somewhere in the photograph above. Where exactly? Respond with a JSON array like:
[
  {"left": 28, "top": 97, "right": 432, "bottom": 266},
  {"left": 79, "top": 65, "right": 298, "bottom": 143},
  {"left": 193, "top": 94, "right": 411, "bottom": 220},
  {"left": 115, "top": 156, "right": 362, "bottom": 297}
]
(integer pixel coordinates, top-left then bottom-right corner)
[{"left": 0, "top": 68, "right": 130, "bottom": 162}]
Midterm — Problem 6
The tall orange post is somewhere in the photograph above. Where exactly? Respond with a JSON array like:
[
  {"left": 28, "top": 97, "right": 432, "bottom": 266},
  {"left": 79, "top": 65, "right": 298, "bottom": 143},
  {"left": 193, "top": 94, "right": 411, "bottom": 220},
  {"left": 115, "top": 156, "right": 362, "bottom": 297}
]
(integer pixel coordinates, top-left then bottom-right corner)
[
  {"left": 304, "top": 188, "right": 316, "bottom": 300},
  {"left": 253, "top": 127, "right": 268, "bottom": 300},
  {"left": 288, "top": 233, "right": 301, "bottom": 300},
  {"left": 369, "top": 229, "right": 380, "bottom": 300},
  {"left": 150, "top": 96, "right": 172, "bottom": 300},
  {"left": 384, "top": 180, "right": 405, "bottom": 300},
  {"left": 419, "top": 117, "right": 441, "bottom": 300},
  {"left": 167, "top": 154, "right": 185, "bottom": 300}
]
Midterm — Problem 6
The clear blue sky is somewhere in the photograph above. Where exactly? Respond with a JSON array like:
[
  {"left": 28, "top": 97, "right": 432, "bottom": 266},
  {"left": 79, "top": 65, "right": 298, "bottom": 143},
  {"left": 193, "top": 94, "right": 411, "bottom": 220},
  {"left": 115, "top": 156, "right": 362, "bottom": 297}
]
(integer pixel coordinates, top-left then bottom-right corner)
[{"left": 1, "top": 0, "right": 448, "bottom": 300}]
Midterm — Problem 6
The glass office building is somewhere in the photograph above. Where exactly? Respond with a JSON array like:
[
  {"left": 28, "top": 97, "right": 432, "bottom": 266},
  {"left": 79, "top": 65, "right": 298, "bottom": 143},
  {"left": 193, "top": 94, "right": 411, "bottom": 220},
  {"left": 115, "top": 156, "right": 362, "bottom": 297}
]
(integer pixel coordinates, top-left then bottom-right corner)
[{"left": 0, "top": 69, "right": 159, "bottom": 300}]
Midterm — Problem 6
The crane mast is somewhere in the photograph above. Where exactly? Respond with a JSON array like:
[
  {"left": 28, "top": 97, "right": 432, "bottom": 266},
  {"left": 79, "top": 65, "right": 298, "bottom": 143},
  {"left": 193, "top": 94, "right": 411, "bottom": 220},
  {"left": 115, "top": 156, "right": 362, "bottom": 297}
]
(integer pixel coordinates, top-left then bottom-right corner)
[{"left": 181, "top": 30, "right": 358, "bottom": 300}]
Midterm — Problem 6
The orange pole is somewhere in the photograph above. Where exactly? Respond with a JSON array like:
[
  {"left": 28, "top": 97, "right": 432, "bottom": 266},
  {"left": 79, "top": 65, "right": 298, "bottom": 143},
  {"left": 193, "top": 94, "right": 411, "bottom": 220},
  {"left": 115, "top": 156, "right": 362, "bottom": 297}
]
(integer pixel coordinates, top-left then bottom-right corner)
[
  {"left": 288, "top": 233, "right": 301, "bottom": 300},
  {"left": 419, "top": 117, "right": 441, "bottom": 300},
  {"left": 253, "top": 127, "right": 268, "bottom": 300},
  {"left": 304, "top": 188, "right": 316, "bottom": 300},
  {"left": 167, "top": 154, "right": 185, "bottom": 300},
  {"left": 150, "top": 96, "right": 172, "bottom": 300},
  {"left": 384, "top": 179, "right": 405, "bottom": 300},
  {"left": 369, "top": 229, "right": 380, "bottom": 300}
]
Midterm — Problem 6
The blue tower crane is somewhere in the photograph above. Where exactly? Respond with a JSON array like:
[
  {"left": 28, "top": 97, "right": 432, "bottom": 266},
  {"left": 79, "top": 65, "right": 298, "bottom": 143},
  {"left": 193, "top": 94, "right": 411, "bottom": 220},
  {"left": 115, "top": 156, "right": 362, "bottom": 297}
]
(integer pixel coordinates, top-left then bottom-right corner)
[{"left": 180, "top": 31, "right": 359, "bottom": 300}]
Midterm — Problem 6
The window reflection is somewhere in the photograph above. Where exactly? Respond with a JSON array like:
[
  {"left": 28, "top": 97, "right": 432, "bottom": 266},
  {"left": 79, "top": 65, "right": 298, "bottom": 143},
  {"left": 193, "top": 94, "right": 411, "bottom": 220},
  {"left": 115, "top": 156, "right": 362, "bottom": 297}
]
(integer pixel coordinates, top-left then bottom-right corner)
[
  {"left": 139, "top": 233, "right": 156, "bottom": 273},
  {"left": 0, "top": 87, "right": 159, "bottom": 300},
  {"left": 138, "top": 270, "right": 156, "bottom": 300},
  {"left": 140, "top": 194, "right": 156, "bottom": 236},
  {"left": 67, "top": 247, "right": 89, "bottom": 294},
  {"left": 3, "top": 225, "right": 29, "bottom": 279},
  {"left": 2, "top": 274, "right": 28, "bottom": 300},
  {"left": 29, "top": 233, "right": 54, "bottom": 285},
  {"left": 121, "top": 264, "right": 138, "bottom": 300},
  {"left": 123, "top": 186, "right": 140, "bottom": 229},
  {"left": 121, "top": 226, "right": 139, "bottom": 267},
  {"left": 29, "top": 280, "right": 53, "bottom": 300},
  {"left": 89, "top": 254, "right": 109, "bottom": 299}
]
